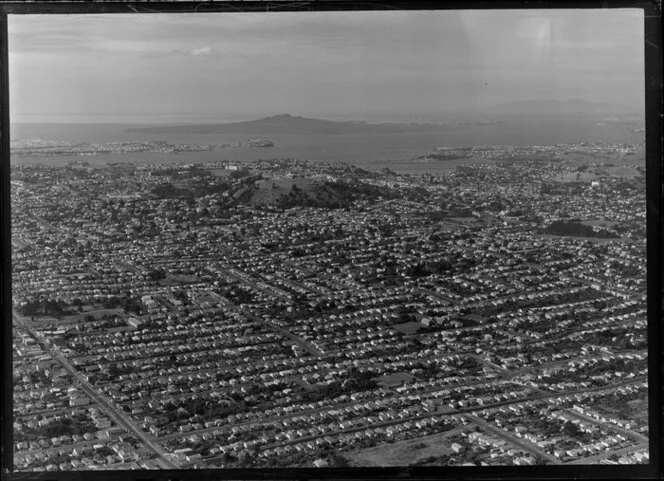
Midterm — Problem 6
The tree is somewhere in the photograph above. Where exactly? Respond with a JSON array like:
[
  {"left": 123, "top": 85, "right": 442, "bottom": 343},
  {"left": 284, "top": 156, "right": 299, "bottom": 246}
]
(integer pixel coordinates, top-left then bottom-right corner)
[
  {"left": 102, "top": 296, "right": 121, "bottom": 309},
  {"left": 148, "top": 269, "right": 167, "bottom": 281},
  {"left": 534, "top": 454, "right": 548, "bottom": 465},
  {"left": 330, "top": 453, "right": 350, "bottom": 467},
  {"left": 237, "top": 449, "right": 254, "bottom": 467},
  {"left": 108, "top": 362, "right": 121, "bottom": 378},
  {"left": 229, "top": 167, "right": 251, "bottom": 180}
]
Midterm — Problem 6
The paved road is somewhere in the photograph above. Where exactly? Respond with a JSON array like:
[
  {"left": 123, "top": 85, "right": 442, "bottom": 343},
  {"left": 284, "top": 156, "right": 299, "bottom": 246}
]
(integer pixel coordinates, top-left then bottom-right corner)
[
  {"left": 416, "top": 288, "right": 455, "bottom": 304},
  {"left": 240, "top": 307, "right": 326, "bottom": 356},
  {"left": 15, "top": 403, "right": 94, "bottom": 420},
  {"left": 12, "top": 226, "right": 647, "bottom": 468},
  {"left": 463, "top": 413, "right": 561, "bottom": 464},
  {"left": 557, "top": 406, "right": 649, "bottom": 444},
  {"left": 191, "top": 376, "right": 648, "bottom": 466},
  {"left": 570, "top": 272, "right": 645, "bottom": 302},
  {"left": 115, "top": 340, "right": 647, "bottom": 446},
  {"left": 155, "top": 376, "right": 485, "bottom": 442},
  {"left": 14, "top": 312, "right": 181, "bottom": 469},
  {"left": 221, "top": 267, "right": 292, "bottom": 303},
  {"left": 565, "top": 442, "right": 648, "bottom": 465}
]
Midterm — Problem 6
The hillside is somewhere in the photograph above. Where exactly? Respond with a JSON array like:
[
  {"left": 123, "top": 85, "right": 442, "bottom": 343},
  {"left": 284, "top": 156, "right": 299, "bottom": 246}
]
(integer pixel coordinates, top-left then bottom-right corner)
[{"left": 247, "top": 178, "right": 426, "bottom": 209}]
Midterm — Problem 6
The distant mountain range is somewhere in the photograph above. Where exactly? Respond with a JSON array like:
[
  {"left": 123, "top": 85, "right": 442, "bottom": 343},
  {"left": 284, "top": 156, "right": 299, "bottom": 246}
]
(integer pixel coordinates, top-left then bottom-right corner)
[
  {"left": 126, "top": 114, "right": 501, "bottom": 136},
  {"left": 475, "top": 99, "right": 642, "bottom": 118},
  {"left": 126, "top": 100, "right": 642, "bottom": 136}
]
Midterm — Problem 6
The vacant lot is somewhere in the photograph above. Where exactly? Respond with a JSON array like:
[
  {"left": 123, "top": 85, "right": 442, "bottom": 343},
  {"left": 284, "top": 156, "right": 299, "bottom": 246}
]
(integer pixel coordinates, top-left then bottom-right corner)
[
  {"left": 627, "top": 398, "right": 649, "bottom": 424},
  {"left": 392, "top": 321, "right": 423, "bottom": 335},
  {"left": 346, "top": 425, "right": 469, "bottom": 467},
  {"left": 551, "top": 171, "right": 600, "bottom": 183},
  {"left": 157, "top": 273, "right": 199, "bottom": 286},
  {"left": 539, "top": 234, "right": 626, "bottom": 244},
  {"left": 373, "top": 371, "right": 415, "bottom": 388}
]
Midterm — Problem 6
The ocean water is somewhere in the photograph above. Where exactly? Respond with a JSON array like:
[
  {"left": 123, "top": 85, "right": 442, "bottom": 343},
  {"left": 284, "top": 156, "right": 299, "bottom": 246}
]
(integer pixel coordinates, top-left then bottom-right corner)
[{"left": 11, "top": 120, "right": 644, "bottom": 174}]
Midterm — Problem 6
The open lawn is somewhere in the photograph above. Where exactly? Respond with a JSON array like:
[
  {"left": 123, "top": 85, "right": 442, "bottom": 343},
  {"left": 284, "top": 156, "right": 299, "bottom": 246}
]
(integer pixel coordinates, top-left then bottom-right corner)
[
  {"left": 435, "top": 221, "right": 468, "bottom": 232},
  {"left": 551, "top": 171, "right": 600, "bottom": 183},
  {"left": 581, "top": 220, "right": 619, "bottom": 228},
  {"left": 599, "top": 166, "right": 643, "bottom": 178},
  {"left": 373, "top": 371, "right": 415, "bottom": 388},
  {"left": 248, "top": 178, "right": 317, "bottom": 205},
  {"left": 64, "top": 308, "right": 125, "bottom": 320},
  {"left": 540, "top": 234, "right": 627, "bottom": 244},
  {"left": 345, "top": 425, "right": 470, "bottom": 467},
  {"left": 447, "top": 217, "right": 479, "bottom": 225},
  {"left": 206, "top": 168, "right": 235, "bottom": 178},
  {"left": 626, "top": 399, "right": 649, "bottom": 424},
  {"left": 50, "top": 308, "right": 126, "bottom": 326},
  {"left": 560, "top": 148, "right": 644, "bottom": 168},
  {"left": 157, "top": 273, "right": 199, "bottom": 286},
  {"left": 392, "top": 321, "right": 423, "bottom": 335}
]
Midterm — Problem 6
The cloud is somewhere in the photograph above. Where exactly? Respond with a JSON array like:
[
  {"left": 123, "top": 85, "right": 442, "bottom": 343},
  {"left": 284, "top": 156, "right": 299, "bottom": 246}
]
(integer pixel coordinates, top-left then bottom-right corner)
[
  {"left": 160, "top": 46, "right": 272, "bottom": 63},
  {"left": 170, "top": 46, "right": 218, "bottom": 57},
  {"left": 8, "top": 10, "right": 644, "bottom": 121},
  {"left": 191, "top": 46, "right": 213, "bottom": 56}
]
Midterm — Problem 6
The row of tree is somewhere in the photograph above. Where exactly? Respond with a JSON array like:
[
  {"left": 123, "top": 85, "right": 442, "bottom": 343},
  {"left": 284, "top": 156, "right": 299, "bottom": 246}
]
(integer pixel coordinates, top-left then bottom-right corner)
[
  {"left": 543, "top": 220, "right": 619, "bottom": 238},
  {"left": 18, "top": 299, "right": 72, "bottom": 318}
]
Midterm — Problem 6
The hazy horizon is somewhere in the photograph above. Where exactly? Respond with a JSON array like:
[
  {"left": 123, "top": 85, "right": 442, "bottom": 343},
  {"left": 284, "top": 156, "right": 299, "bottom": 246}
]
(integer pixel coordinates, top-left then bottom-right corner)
[
  {"left": 8, "top": 9, "right": 645, "bottom": 125},
  {"left": 9, "top": 98, "right": 644, "bottom": 126}
]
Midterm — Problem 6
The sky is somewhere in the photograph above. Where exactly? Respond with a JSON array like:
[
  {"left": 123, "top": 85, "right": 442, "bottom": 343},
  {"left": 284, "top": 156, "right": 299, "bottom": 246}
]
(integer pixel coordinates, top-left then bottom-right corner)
[{"left": 8, "top": 9, "right": 645, "bottom": 123}]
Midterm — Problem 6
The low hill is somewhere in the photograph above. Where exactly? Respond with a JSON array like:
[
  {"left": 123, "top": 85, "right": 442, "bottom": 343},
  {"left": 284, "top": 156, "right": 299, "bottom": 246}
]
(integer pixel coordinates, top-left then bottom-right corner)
[
  {"left": 543, "top": 219, "right": 620, "bottom": 238},
  {"left": 247, "top": 179, "right": 410, "bottom": 209}
]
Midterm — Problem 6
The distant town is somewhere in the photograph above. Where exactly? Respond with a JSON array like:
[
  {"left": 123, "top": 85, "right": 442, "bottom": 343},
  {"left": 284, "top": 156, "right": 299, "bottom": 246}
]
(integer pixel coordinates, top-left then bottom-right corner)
[
  {"left": 10, "top": 138, "right": 274, "bottom": 157},
  {"left": 11, "top": 141, "right": 648, "bottom": 470}
]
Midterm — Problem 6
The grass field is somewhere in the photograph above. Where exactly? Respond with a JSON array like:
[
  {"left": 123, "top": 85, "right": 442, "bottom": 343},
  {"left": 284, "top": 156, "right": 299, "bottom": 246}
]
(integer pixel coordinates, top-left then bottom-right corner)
[
  {"left": 248, "top": 178, "right": 316, "bottom": 205},
  {"left": 560, "top": 148, "right": 645, "bottom": 167},
  {"left": 373, "top": 371, "right": 415, "bottom": 388},
  {"left": 626, "top": 398, "right": 649, "bottom": 424},
  {"left": 539, "top": 234, "right": 627, "bottom": 244},
  {"left": 345, "top": 425, "right": 470, "bottom": 467},
  {"left": 392, "top": 321, "right": 423, "bottom": 335},
  {"left": 157, "top": 273, "right": 199, "bottom": 286},
  {"left": 25, "top": 307, "right": 126, "bottom": 328}
]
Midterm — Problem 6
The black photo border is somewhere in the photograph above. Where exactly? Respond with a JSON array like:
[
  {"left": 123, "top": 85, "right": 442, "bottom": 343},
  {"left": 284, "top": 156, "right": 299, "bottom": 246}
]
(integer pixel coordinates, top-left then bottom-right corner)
[{"left": 0, "top": 1, "right": 661, "bottom": 480}]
